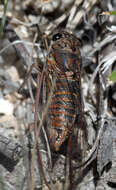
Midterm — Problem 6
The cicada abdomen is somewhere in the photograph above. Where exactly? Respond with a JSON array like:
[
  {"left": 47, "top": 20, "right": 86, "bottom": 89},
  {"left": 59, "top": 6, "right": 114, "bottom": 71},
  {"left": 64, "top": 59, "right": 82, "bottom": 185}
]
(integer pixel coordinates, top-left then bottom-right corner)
[{"left": 46, "top": 31, "right": 84, "bottom": 151}]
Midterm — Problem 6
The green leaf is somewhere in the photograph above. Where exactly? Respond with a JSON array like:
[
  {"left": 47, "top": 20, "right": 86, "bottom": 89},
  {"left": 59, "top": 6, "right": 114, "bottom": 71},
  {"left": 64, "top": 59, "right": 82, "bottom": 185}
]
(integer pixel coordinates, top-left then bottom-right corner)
[
  {"left": 100, "top": 11, "right": 116, "bottom": 16},
  {"left": 0, "top": 0, "right": 8, "bottom": 37},
  {"left": 109, "top": 11, "right": 116, "bottom": 15},
  {"left": 109, "top": 70, "right": 116, "bottom": 81}
]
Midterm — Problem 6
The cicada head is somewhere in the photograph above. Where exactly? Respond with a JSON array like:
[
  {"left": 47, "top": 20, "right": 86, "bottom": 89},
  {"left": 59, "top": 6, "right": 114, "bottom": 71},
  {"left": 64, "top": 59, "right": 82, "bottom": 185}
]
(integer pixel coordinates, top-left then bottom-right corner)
[{"left": 52, "top": 30, "right": 81, "bottom": 55}]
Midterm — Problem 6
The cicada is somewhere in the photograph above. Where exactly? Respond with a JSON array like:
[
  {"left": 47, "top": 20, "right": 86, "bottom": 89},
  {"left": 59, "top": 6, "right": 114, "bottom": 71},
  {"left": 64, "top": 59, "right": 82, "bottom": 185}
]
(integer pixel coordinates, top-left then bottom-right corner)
[{"left": 45, "top": 31, "right": 86, "bottom": 152}]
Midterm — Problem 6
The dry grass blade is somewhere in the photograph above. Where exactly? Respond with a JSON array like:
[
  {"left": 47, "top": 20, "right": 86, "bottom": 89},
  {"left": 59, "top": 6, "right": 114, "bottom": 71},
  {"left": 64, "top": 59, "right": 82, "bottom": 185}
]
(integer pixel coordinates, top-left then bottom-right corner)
[{"left": 67, "top": 0, "right": 98, "bottom": 29}]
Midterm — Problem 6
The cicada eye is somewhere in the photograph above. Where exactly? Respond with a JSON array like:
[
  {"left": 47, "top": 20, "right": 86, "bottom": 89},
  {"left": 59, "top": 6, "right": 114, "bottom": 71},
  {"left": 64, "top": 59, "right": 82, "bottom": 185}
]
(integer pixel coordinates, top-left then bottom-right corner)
[{"left": 52, "top": 33, "right": 62, "bottom": 41}]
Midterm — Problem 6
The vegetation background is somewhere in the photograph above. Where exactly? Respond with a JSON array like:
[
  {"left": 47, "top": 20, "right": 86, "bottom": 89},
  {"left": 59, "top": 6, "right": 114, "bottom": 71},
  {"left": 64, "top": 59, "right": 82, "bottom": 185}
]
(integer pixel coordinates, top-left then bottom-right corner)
[{"left": 0, "top": 0, "right": 116, "bottom": 190}]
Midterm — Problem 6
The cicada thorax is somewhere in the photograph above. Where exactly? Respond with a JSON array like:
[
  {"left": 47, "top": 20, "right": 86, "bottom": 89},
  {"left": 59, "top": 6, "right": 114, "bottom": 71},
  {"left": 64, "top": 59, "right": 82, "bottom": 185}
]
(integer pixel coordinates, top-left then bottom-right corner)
[{"left": 46, "top": 31, "right": 83, "bottom": 151}]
